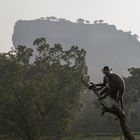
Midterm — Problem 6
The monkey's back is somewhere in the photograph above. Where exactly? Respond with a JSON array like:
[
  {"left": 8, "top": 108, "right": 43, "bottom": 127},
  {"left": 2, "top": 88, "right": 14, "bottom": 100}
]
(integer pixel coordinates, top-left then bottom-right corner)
[{"left": 107, "top": 73, "right": 125, "bottom": 90}]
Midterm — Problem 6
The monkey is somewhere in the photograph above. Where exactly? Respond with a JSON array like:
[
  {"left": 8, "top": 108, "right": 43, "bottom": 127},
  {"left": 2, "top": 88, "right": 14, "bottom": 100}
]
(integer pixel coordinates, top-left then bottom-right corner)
[{"left": 89, "top": 66, "right": 125, "bottom": 110}]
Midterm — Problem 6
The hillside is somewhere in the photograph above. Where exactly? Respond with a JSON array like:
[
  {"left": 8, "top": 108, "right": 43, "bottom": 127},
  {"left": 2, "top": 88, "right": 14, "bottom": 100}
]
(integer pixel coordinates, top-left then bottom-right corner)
[{"left": 12, "top": 18, "right": 140, "bottom": 81}]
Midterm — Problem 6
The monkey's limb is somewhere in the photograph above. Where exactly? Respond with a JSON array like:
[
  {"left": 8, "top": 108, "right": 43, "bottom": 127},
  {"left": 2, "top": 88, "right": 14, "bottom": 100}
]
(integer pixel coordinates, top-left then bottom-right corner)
[
  {"left": 100, "top": 87, "right": 109, "bottom": 95},
  {"left": 98, "top": 92, "right": 109, "bottom": 100},
  {"left": 101, "top": 103, "right": 135, "bottom": 140},
  {"left": 93, "top": 86, "right": 103, "bottom": 91},
  {"left": 81, "top": 77, "right": 100, "bottom": 97},
  {"left": 96, "top": 87, "right": 110, "bottom": 102},
  {"left": 114, "top": 90, "right": 124, "bottom": 111},
  {"left": 120, "top": 96, "right": 124, "bottom": 110}
]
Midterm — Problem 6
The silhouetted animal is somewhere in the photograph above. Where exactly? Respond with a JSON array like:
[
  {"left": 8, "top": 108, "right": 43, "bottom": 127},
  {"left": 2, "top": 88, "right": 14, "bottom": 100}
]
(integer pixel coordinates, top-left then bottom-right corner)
[{"left": 89, "top": 66, "right": 125, "bottom": 110}]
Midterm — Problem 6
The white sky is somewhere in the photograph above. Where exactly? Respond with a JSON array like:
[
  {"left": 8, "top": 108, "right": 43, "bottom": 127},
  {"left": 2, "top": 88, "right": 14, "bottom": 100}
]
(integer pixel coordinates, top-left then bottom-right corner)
[{"left": 0, "top": 0, "right": 140, "bottom": 52}]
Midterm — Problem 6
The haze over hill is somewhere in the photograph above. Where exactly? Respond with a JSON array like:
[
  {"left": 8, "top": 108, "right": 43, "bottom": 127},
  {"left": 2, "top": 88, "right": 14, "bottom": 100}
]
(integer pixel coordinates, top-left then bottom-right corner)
[{"left": 12, "top": 17, "right": 140, "bottom": 81}]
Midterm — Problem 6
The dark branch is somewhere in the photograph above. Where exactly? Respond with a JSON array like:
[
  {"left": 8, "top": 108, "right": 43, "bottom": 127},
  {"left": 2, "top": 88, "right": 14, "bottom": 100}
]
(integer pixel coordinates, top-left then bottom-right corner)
[{"left": 101, "top": 103, "right": 135, "bottom": 140}]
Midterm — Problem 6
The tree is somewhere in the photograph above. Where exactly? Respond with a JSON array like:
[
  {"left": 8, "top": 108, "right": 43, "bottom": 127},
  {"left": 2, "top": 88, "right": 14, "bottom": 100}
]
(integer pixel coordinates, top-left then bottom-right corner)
[
  {"left": 133, "top": 34, "right": 139, "bottom": 39},
  {"left": 81, "top": 78, "right": 135, "bottom": 140},
  {"left": 39, "top": 17, "right": 45, "bottom": 20},
  {"left": 0, "top": 38, "right": 88, "bottom": 140},
  {"left": 99, "top": 19, "right": 104, "bottom": 23},
  {"left": 58, "top": 18, "right": 66, "bottom": 22},
  {"left": 46, "top": 16, "right": 57, "bottom": 21},
  {"left": 94, "top": 20, "right": 98, "bottom": 24},
  {"left": 85, "top": 20, "right": 90, "bottom": 24},
  {"left": 76, "top": 18, "right": 85, "bottom": 24},
  {"left": 49, "top": 16, "right": 57, "bottom": 21},
  {"left": 125, "top": 67, "right": 140, "bottom": 104}
]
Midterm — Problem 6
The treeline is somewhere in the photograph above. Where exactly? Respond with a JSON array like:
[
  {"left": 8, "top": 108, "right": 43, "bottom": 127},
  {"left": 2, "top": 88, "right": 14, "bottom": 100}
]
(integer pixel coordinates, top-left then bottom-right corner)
[
  {"left": 0, "top": 38, "right": 88, "bottom": 140},
  {"left": 0, "top": 38, "right": 140, "bottom": 140},
  {"left": 75, "top": 67, "right": 140, "bottom": 134}
]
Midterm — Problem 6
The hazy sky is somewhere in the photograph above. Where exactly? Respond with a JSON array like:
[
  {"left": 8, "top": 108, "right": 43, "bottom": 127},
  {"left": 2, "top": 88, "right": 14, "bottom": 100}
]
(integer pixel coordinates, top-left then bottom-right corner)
[{"left": 1, "top": 0, "right": 140, "bottom": 52}]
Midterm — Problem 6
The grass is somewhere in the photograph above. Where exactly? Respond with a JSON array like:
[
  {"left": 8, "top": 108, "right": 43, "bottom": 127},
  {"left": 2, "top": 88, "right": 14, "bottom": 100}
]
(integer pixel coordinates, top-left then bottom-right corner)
[{"left": 64, "top": 133, "right": 140, "bottom": 140}]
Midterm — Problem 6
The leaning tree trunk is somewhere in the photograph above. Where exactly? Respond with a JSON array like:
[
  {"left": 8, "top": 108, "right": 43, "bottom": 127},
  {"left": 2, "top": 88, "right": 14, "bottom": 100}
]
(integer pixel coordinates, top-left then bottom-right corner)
[
  {"left": 81, "top": 78, "right": 135, "bottom": 140},
  {"left": 101, "top": 103, "right": 135, "bottom": 140}
]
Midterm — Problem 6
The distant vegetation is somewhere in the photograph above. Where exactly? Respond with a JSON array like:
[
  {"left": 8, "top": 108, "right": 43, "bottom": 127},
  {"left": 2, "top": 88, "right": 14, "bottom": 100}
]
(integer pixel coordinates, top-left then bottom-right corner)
[
  {"left": 0, "top": 38, "right": 88, "bottom": 140},
  {"left": 1, "top": 17, "right": 139, "bottom": 139},
  {"left": 1, "top": 38, "right": 140, "bottom": 140}
]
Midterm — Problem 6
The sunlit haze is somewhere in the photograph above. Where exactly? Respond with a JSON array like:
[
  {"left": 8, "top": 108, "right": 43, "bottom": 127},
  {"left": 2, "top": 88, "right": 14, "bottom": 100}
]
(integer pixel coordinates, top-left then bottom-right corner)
[{"left": 1, "top": 0, "right": 140, "bottom": 52}]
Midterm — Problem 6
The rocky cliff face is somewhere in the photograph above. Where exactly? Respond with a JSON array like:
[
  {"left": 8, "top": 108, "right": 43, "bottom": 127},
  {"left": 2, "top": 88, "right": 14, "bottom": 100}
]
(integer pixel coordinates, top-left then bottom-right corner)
[{"left": 12, "top": 18, "right": 140, "bottom": 81}]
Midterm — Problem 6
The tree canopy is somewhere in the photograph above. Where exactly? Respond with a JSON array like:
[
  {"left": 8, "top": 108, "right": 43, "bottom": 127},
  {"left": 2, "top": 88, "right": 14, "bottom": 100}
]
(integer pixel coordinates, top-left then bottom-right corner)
[{"left": 0, "top": 38, "right": 88, "bottom": 140}]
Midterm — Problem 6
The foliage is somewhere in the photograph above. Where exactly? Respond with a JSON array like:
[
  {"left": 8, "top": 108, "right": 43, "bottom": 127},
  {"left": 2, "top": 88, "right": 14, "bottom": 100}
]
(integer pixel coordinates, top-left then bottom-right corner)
[
  {"left": 0, "top": 38, "right": 88, "bottom": 140},
  {"left": 75, "top": 67, "right": 140, "bottom": 135},
  {"left": 125, "top": 67, "right": 140, "bottom": 104}
]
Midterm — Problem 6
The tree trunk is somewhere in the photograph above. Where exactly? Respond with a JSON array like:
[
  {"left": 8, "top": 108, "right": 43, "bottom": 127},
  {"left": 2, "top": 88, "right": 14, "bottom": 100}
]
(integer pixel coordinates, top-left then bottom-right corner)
[{"left": 101, "top": 103, "right": 135, "bottom": 140}]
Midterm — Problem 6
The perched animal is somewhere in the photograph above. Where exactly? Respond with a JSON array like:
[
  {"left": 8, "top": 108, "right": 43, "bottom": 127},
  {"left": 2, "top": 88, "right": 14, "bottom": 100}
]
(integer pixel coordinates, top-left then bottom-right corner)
[{"left": 89, "top": 66, "right": 125, "bottom": 110}]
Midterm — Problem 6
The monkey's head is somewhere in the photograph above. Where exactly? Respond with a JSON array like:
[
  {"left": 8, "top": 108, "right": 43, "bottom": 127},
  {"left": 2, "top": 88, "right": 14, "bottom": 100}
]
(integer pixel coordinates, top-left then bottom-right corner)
[{"left": 101, "top": 66, "right": 112, "bottom": 75}]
